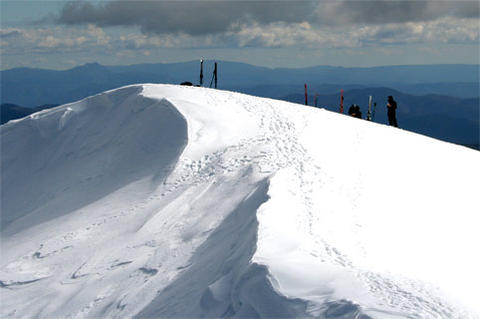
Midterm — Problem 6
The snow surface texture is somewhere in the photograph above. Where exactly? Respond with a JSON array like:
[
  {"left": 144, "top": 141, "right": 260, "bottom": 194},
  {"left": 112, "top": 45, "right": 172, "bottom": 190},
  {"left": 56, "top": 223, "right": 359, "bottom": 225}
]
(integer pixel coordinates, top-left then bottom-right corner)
[{"left": 1, "top": 84, "right": 479, "bottom": 319}]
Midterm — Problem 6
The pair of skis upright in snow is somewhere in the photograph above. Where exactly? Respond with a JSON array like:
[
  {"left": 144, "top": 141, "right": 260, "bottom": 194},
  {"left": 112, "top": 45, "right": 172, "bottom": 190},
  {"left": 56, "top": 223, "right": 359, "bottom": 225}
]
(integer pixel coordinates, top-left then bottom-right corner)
[{"left": 199, "top": 60, "right": 217, "bottom": 89}]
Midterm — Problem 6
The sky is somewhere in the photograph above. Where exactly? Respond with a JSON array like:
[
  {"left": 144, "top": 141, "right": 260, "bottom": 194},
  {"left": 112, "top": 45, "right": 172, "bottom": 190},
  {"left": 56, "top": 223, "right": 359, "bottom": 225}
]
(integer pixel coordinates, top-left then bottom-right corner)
[{"left": 0, "top": 0, "right": 479, "bottom": 70}]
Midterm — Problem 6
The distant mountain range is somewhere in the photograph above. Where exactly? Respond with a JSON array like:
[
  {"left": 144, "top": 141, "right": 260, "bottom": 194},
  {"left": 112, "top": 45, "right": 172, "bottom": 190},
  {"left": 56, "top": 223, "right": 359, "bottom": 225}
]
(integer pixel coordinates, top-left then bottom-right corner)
[
  {"left": 1, "top": 61, "right": 478, "bottom": 107},
  {"left": 0, "top": 61, "right": 478, "bottom": 149}
]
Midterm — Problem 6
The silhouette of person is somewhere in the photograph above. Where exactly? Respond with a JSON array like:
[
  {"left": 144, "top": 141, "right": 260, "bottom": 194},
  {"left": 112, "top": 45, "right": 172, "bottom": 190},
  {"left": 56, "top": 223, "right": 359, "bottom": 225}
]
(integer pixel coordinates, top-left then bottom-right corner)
[
  {"left": 387, "top": 96, "right": 398, "bottom": 127},
  {"left": 348, "top": 104, "right": 355, "bottom": 116},
  {"left": 354, "top": 105, "right": 362, "bottom": 119},
  {"left": 348, "top": 104, "right": 362, "bottom": 119}
]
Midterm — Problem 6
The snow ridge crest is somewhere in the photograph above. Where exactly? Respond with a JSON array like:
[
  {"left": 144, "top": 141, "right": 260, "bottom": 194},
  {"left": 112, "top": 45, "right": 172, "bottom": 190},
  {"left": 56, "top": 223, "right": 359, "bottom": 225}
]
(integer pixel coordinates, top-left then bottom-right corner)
[{"left": 1, "top": 84, "right": 479, "bottom": 318}]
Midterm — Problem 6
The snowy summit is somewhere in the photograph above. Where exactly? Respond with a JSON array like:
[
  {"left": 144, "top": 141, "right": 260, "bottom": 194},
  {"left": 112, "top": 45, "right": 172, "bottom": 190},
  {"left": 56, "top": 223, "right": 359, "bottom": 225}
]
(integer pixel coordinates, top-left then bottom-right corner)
[{"left": 1, "top": 84, "right": 479, "bottom": 318}]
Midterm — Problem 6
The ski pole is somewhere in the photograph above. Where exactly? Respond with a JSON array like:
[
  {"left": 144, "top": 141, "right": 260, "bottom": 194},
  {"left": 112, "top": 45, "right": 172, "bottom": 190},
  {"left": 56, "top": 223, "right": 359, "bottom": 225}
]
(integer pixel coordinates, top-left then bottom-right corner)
[
  {"left": 304, "top": 84, "right": 308, "bottom": 105},
  {"left": 200, "top": 59, "right": 204, "bottom": 87},
  {"left": 340, "top": 89, "right": 344, "bottom": 113}
]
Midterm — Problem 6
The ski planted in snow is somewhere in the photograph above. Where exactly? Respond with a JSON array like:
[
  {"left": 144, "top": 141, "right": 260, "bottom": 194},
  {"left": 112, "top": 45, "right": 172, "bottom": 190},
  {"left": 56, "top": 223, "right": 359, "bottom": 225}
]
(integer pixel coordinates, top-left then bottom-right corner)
[
  {"left": 339, "top": 89, "right": 344, "bottom": 113},
  {"left": 366, "top": 95, "right": 372, "bottom": 121},
  {"left": 200, "top": 59, "right": 204, "bottom": 87},
  {"left": 304, "top": 84, "right": 308, "bottom": 105},
  {"left": 209, "top": 62, "right": 218, "bottom": 89}
]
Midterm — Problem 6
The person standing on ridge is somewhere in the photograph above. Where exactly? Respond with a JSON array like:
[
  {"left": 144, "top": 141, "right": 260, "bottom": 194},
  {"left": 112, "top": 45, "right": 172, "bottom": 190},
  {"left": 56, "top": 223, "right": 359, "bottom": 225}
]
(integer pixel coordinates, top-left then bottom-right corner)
[{"left": 387, "top": 95, "right": 398, "bottom": 127}]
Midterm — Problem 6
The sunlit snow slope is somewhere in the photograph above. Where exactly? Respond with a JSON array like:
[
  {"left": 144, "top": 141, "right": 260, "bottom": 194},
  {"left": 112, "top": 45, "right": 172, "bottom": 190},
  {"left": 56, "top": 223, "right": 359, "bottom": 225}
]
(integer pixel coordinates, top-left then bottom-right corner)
[{"left": 1, "top": 84, "right": 479, "bottom": 319}]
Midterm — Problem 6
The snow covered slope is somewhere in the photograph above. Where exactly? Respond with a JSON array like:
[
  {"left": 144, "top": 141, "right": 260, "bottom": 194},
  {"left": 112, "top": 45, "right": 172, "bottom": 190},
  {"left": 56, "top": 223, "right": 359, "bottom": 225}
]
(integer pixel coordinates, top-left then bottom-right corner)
[{"left": 1, "top": 84, "right": 479, "bottom": 319}]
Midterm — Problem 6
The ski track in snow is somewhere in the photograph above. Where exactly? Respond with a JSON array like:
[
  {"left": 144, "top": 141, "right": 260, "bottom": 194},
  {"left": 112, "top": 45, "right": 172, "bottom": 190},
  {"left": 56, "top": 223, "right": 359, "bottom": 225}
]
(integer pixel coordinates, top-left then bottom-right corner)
[{"left": 1, "top": 84, "right": 479, "bottom": 319}]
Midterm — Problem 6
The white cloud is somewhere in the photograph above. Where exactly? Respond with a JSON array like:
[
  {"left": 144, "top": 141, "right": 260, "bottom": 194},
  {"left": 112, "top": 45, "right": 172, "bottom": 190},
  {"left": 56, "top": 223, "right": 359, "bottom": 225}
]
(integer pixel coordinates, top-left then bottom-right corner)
[
  {"left": 86, "top": 24, "right": 110, "bottom": 45},
  {"left": 359, "top": 17, "right": 480, "bottom": 45},
  {"left": 1, "top": 16, "right": 477, "bottom": 63},
  {"left": 0, "top": 26, "right": 113, "bottom": 54},
  {"left": 227, "top": 17, "right": 479, "bottom": 49}
]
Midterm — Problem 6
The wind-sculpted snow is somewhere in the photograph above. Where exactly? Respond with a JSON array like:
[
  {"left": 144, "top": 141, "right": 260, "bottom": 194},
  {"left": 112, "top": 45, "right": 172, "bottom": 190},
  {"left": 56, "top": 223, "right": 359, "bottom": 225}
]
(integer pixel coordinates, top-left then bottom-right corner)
[
  {"left": 1, "top": 84, "right": 479, "bottom": 318},
  {"left": 1, "top": 86, "right": 188, "bottom": 235}
]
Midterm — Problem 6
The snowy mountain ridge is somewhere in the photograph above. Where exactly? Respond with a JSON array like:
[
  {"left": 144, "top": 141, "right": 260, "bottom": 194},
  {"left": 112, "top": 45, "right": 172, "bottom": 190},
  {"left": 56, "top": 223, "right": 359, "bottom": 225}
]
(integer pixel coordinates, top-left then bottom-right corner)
[{"left": 1, "top": 84, "right": 479, "bottom": 318}]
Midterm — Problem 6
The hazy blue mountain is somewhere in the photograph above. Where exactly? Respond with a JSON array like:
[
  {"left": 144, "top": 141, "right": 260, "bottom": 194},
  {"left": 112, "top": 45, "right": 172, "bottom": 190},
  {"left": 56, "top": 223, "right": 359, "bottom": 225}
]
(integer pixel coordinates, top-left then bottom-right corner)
[
  {"left": 1, "top": 63, "right": 164, "bottom": 107},
  {"left": 393, "top": 82, "right": 479, "bottom": 98},
  {"left": 1, "top": 104, "right": 33, "bottom": 124},
  {"left": 1, "top": 61, "right": 478, "bottom": 149},
  {"left": 1, "top": 62, "right": 478, "bottom": 107},
  {"left": 1, "top": 103, "right": 58, "bottom": 124},
  {"left": 402, "top": 114, "right": 479, "bottom": 149}
]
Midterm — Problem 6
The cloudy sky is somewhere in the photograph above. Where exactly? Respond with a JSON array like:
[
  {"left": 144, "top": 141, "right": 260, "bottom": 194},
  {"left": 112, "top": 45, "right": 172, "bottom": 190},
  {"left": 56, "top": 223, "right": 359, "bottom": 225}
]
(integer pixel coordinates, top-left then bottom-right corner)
[{"left": 1, "top": 0, "right": 479, "bottom": 70}]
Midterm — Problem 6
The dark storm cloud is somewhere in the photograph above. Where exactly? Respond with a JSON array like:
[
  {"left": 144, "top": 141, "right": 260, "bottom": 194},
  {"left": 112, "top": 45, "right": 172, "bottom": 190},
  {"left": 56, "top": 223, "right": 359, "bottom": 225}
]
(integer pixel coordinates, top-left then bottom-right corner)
[
  {"left": 57, "top": 0, "right": 315, "bottom": 35},
  {"left": 56, "top": 0, "right": 479, "bottom": 35},
  {"left": 315, "top": 1, "right": 480, "bottom": 25}
]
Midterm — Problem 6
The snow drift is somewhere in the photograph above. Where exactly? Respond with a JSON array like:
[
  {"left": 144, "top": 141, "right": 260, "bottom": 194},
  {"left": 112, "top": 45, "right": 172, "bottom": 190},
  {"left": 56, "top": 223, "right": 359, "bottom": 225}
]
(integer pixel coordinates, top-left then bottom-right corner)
[{"left": 1, "top": 84, "right": 479, "bottom": 319}]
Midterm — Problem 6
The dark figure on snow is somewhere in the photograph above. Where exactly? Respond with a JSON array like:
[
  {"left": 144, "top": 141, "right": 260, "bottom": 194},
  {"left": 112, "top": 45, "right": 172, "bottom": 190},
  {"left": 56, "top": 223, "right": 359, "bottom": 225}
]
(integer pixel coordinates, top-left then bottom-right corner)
[
  {"left": 354, "top": 105, "right": 362, "bottom": 119},
  {"left": 348, "top": 104, "right": 355, "bottom": 116},
  {"left": 387, "top": 96, "right": 398, "bottom": 127},
  {"left": 348, "top": 104, "right": 362, "bottom": 119}
]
